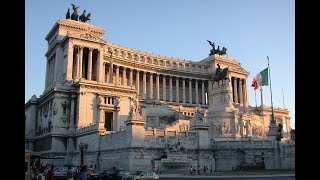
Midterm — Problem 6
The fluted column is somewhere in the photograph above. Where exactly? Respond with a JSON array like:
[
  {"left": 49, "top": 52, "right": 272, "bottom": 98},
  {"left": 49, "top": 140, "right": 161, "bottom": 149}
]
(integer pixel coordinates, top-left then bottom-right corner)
[
  {"left": 45, "top": 59, "right": 49, "bottom": 88},
  {"left": 129, "top": 69, "right": 133, "bottom": 87},
  {"left": 115, "top": 65, "right": 119, "bottom": 85},
  {"left": 109, "top": 62, "right": 113, "bottom": 83},
  {"left": 233, "top": 78, "right": 238, "bottom": 104},
  {"left": 69, "top": 95, "right": 76, "bottom": 131},
  {"left": 163, "top": 75, "right": 166, "bottom": 101},
  {"left": 143, "top": 71, "right": 147, "bottom": 97},
  {"left": 122, "top": 67, "right": 127, "bottom": 86},
  {"left": 136, "top": 71, "right": 140, "bottom": 94},
  {"left": 189, "top": 79, "right": 192, "bottom": 104},
  {"left": 195, "top": 79, "right": 199, "bottom": 104},
  {"left": 97, "top": 49, "right": 103, "bottom": 82},
  {"left": 242, "top": 79, "right": 247, "bottom": 107},
  {"left": 169, "top": 76, "right": 173, "bottom": 101},
  {"left": 149, "top": 73, "right": 153, "bottom": 99},
  {"left": 156, "top": 73, "right": 160, "bottom": 99},
  {"left": 87, "top": 48, "right": 93, "bottom": 80},
  {"left": 202, "top": 80, "right": 205, "bottom": 105},
  {"left": 176, "top": 77, "right": 179, "bottom": 103},
  {"left": 66, "top": 43, "right": 74, "bottom": 80},
  {"left": 182, "top": 78, "right": 186, "bottom": 103},
  {"left": 79, "top": 47, "right": 83, "bottom": 78},
  {"left": 239, "top": 79, "right": 243, "bottom": 105}
]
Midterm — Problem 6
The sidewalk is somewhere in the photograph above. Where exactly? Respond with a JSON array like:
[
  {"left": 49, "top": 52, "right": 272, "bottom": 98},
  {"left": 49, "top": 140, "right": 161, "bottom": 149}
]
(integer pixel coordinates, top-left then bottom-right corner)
[
  {"left": 159, "top": 173, "right": 295, "bottom": 178},
  {"left": 159, "top": 169, "right": 295, "bottom": 178}
]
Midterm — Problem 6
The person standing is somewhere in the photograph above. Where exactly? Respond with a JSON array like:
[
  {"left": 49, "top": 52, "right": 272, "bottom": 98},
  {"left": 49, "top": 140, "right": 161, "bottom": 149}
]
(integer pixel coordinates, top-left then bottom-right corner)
[
  {"left": 78, "top": 165, "right": 88, "bottom": 180},
  {"left": 66, "top": 166, "right": 74, "bottom": 180},
  {"left": 47, "top": 165, "right": 54, "bottom": 180}
]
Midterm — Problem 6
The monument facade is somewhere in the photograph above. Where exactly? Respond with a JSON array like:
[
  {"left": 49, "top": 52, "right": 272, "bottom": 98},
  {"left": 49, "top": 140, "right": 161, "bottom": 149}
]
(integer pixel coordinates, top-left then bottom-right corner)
[{"left": 25, "top": 14, "right": 295, "bottom": 172}]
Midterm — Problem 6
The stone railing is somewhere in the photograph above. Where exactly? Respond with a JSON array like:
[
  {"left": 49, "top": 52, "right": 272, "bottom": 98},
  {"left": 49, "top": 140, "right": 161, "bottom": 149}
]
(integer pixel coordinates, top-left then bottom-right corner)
[
  {"left": 76, "top": 123, "right": 98, "bottom": 134},
  {"left": 212, "top": 139, "right": 272, "bottom": 149},
  {"left": 105, "top": 43, "right": 209, "bottom": 74}
]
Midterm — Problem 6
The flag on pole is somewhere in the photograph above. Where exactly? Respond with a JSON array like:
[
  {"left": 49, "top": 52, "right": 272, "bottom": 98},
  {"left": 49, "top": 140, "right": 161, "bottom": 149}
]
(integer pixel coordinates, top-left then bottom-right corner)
[{"left": 251, "top": 67, "right": 268, "bottom": 89}]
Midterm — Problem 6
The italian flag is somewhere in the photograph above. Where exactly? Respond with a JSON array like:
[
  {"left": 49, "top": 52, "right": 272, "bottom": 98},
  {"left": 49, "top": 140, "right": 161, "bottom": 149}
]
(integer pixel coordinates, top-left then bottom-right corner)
[{"left": 251, "top": 67, "right": 268, "bottom": 90}]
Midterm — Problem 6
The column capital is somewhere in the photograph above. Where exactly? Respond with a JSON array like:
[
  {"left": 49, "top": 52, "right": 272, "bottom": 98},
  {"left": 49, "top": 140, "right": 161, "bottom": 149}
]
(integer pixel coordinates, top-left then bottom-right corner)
[
  {"left": 88, "top": 47, "right": 94, "bottom": 51},
  {"left": 156, "top": 73, "right": 160, "bottom": 76},
  {"left": 123, "top": 67, "right": 127, "bottom": 70}
]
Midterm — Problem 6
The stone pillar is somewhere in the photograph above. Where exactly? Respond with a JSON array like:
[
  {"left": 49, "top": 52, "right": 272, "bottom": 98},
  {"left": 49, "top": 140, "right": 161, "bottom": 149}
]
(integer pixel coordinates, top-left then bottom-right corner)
[
  {"left": 163, "top": 75, "right": 166, "bottom": 101},
  {"left": 245, "top": 79, "right": 249, "bottom": 107},
  {"left": 202, "top": 80, "right": 205, "bottom": 105},
  {"left": 115, "top": 65, "right": 119, "bottom": 85},
  {"left": 149, "top": 73, "right": 153, "bottom": 99},
  {"left": 79, "top": 46, "right": 83, "bottom": 78},
  {"left": 97, "top": 49, "right": 103, "bottom": 82},
  {"left": 239, "top": 79, "right": 243, "bottom": 105},
  {"left": 233, "top": 78, "right": 238, "bottom": 104},
  {"left": 169, "top": 76, "right": 173, "bottom": 102},
  {"left": 66, "top": 43, "right": 74, "bottom": 80},
  {"left": 156, "top": 73, "right": 160, "bottom": 99},
  {"left": 109, "top": 62, "right": 113, "bottom": 83},
  {"left": 242, "top": 79, "right": 247, "bottom": 107},
  {"left": 195, "top": 79, "right": 199, "bottom": 104},
  {"left": 68, "top": 95, "right": 76, "bottom": 132},
  {"left": 122, "top": 67, "right": 127, "bottom": 86},
  {"left": 143, "top": 71, "right": 147, "bottom": 98},
  {"left": 45, "top": 59, "right": 49, "bottom": 88},
  {"left": 182, "top": 78, "right": 186, "bottom": 103},
  {"left": 87, "top": 48, "right": 93, "bottom": 80},
  {"left": 129, "top": 69, "right": 133, "bottom": 87},
  {"left": 136, "top": 71, "right": 140, "bottom": 94},
  {"left": 189, "top": 79, "right": 192, "bottom": 104},
  {"left": 176, "top": 77, "right": 179, "bottom": 103}
]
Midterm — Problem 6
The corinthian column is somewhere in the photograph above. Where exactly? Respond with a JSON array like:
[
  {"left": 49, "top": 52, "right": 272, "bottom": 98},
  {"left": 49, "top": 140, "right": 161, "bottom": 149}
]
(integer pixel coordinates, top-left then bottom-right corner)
[
  {"left": 176, "top": 77, "right": 179, "bottom": 103},
  {"left": 143, "top": 71, "right": 147, "bottom": 98},
  {"left": 239, "top": 79, "right": 243, "bottom": 105},
  {"left": 163, "top": 75, "right": 166, "bottom": 101},
  {"left": 122, "top": 67, "right": 127, "bottom": 86},
  {"left": 195, "top": 79, "right": 199, "bottom": 104},
  {"left": 136, "top": 70, "right": 140, "bottom": 94},
  {"left": 189, "top": 79, "right": 192, "bottom": 104},
  {"left": 202, "top": 80, "right": 205, "bottom": 105},
  {"left": 233, "top": 78, "right": 238, "bottom": 104},
  {"left": 79, "top": 46, "right": 83, "bottom": 78},
  {"left": 156, "top": 74, "right": 160, "bottom": 99},
  {"left": 115, "top": 65, "right": 119, "bottom": 85},
  {"left": 169, "top": 76, "right": 173, "bottom": 102},
  {"left": 182, "top": 78, "right": 186, "bottom": 103},
  {"left": 149, "top": 73, "right": 153, "bottom": 99},
  {"left": 87, "top": 48, "right": 93, "bottom": 80},
  {"left": 129, "top": 69, "right": 133, "bottom": 87}
]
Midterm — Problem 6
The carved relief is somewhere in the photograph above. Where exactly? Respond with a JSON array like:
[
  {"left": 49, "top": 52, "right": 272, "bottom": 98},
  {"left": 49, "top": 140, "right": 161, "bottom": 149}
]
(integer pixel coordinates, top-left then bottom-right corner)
[
  {"left": 53, "top": 101, "right": 58, "bottom": 115},
  {"left": 179, "top": 124, "right": 189, "bottom": 132}
]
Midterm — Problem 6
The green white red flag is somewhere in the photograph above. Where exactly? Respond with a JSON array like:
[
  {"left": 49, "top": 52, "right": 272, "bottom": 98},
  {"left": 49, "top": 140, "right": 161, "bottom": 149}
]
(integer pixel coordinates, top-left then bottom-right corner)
[{"left": 251, "top": 67, "right": 268, "bottom": 90}]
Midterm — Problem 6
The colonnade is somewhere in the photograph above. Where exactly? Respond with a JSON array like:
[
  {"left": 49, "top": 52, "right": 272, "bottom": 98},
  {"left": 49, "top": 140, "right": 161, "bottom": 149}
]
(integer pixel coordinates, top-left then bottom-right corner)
[{"left": 104, "top": 62, "right": 209, "bottom": 105}]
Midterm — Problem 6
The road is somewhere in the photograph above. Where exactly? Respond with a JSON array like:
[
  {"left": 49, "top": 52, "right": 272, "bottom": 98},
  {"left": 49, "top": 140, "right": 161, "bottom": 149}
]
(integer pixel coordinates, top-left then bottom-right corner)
[{"left": 159, "top": 174, "right": 295, "bottom": 180}]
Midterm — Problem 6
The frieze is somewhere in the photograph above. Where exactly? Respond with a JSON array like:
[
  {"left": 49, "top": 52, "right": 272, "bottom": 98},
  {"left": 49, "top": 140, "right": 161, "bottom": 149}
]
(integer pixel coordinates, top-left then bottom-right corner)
[{"left": 79, "top": 84, "right": 137, "bottom": 96}]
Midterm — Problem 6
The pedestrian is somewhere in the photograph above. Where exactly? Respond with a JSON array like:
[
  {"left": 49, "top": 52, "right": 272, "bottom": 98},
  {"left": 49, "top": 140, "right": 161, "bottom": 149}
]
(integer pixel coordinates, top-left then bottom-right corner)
[
  {"left": 203, "top": 165, "right": 206, "bottom": 174},
  {"left": 47, "top": 164, "right": 54, "bottom": 180},
  {"left": 78, "top": 165, "right": 88, "bottom": 180},
  {"left": 189, "top": 166, "right": 193, "bottom": 176},
  {"left": 37, "top": 166, "right": 45, "bottom": 180},
  {"left": 66, "top": 166, "right": 74, "bottom": 180}
]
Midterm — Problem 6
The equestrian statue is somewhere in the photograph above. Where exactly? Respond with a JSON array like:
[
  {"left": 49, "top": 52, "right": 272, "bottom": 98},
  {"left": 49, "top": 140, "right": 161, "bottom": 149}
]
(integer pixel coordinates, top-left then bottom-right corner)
[{"left": 212, "top": 63, "right": 229, "bottom": 88}]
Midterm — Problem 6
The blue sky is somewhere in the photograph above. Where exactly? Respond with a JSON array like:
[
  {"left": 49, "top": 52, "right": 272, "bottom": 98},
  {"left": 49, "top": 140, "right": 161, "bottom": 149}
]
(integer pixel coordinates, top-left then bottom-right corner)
[{"left": 25, "top": 0, "right": 295, "bottom": 128}]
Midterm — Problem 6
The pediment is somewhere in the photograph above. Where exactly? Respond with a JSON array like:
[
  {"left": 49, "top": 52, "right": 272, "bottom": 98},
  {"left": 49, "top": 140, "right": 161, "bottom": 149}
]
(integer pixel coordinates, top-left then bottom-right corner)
[{"left": 71, "top": 32, "right": 106, "bottom": 44}]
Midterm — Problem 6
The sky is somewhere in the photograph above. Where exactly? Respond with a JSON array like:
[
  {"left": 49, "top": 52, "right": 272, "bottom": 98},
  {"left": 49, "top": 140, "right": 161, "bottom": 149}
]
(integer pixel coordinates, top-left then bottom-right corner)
[{"left": 25, "top": 0, "right": 295, "bottom": 129}]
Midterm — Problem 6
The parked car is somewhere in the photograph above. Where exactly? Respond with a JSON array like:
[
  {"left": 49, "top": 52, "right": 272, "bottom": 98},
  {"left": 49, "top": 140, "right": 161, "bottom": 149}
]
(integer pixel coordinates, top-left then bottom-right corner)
[
  {"left": 88, "top": 169, "right": 131, "bottom": 180},
  {"left": 122, "top": 170, "right": 159, "bottom": 180}
]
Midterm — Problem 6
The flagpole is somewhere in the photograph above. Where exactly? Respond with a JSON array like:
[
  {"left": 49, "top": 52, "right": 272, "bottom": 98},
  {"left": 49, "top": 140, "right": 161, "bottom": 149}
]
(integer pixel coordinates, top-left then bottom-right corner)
[
  {"left": 267, "top": 56, "right": 275, "bottom": 123},
  {"left": 282, "top": 88, "right": 286, "bottom": 109},
  {"left": 255, "top": 89, "right": 257, "bottom": 108}
]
